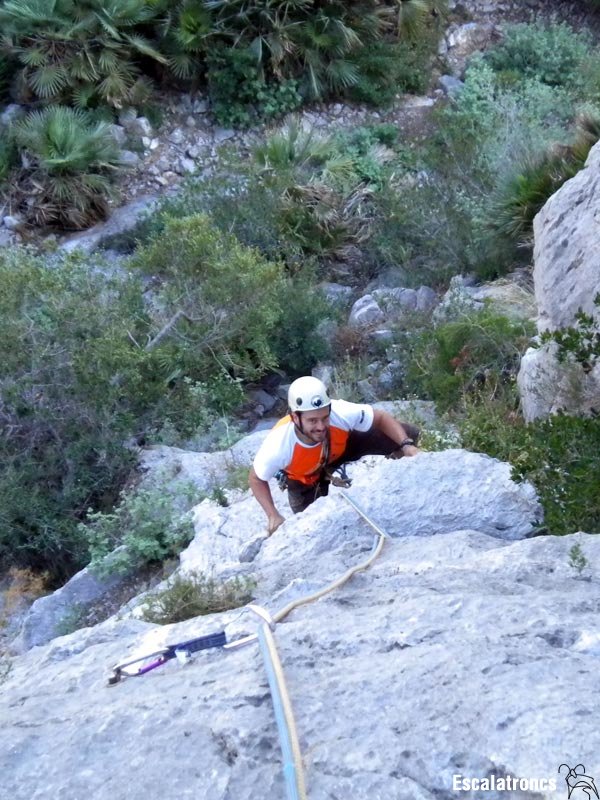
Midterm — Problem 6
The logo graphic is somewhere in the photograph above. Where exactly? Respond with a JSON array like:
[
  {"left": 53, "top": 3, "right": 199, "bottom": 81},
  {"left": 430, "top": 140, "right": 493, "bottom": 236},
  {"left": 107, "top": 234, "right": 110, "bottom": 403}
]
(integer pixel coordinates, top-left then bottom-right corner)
[{"left": 559, "top": 764, "right": 599, "bottom": 799}]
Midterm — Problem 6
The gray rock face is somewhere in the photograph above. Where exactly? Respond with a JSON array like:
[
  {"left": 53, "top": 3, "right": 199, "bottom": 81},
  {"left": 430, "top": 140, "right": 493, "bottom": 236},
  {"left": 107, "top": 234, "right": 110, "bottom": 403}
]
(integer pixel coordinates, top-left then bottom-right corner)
[
  {"left": 436, "top": 274, "right": 536, "bottom": 323},
  {"left": 533, "top": 141, "right": 600, "bottom": 334},
  {"left": 444, "top": 22, "right": 498, "bottom": 76},
  {"left": 518, "top": 140, "right": 600, "bottom": 420},
  {"left": 438, "top": 74, "right": 465, "bottom": 96},
  {"left": 11, "top": 565, "right": 127, "bottom": 654},
  {"left": 60, "top": 195, "right": 160, "bottom": 254},
  {"left": 176, "top": 451, "right": 541, "bottom": 590},
  {"left": 2, "top": 494, "right": 598, "bottom": 800}
]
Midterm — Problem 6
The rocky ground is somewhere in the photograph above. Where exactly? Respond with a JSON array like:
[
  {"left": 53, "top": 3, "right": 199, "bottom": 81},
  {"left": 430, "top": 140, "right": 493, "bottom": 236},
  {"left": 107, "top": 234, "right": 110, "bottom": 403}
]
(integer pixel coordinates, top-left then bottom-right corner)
[{"left": 1, "top": 449, "right": 599, "bottom": 800}]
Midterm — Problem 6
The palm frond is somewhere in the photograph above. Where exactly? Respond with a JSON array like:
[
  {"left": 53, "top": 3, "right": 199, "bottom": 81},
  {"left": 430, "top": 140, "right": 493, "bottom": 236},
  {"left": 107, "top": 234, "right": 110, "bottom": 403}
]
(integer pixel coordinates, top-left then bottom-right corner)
[
  {"left": 28, "top": 64, "right": 69, "bottom": 97},
  {"left": 325, "top": 58, "right": 360, "bottom": 90},
  {"left": 19, "top": 47, "right": 50, "bottom": 67},
  {"left": 125, "top": 33, "right": 168, "bottom": 63}
]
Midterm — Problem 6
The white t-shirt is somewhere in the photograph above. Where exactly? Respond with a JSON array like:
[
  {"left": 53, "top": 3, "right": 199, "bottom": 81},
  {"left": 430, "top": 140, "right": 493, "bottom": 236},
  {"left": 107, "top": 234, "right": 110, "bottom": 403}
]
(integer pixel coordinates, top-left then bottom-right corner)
[{"left": 253, "top": 398, "right": 374, "bottom": 483}]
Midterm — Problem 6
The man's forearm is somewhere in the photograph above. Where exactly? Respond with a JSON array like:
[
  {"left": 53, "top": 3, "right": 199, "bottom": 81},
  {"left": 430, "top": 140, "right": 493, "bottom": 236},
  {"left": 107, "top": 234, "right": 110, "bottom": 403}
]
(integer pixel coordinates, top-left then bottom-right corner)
[
  {"left": 248, "top": 467, "right": 279, "bottom": 517},
  {"left": 372, "top": 408, "right": 414, "bottom": 445}
]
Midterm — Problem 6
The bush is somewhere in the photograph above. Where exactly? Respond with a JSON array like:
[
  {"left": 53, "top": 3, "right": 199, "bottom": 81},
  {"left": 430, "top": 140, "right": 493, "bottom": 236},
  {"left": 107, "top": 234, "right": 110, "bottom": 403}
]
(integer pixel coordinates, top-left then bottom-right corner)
[
  {"left": 139, "top": 570, "right": 255, "bottom": 624},
  {"left": 270, "top": 275, "right": 332, "bottom": 375},
  {"left": 84, "top": 483, "right": 197, "bottom": 576},
  {"left": 347, "top": 30, "right": 439, "bottom": 105},
  {"left": 0, "top": 244, "right": 251, "bottom": 582},
  {"left": 206, "top": 46, "right": 301, "bottom": 127},
  {"left": 130, "top": 213, "right": 284, "bottom": 381},
  {"left": 403, "top": 308, "right": 534, "bottom": 411},
  {"left": 484, "top": 22, "right": 591, "bottom": 89},
  {"left": 11, "top": 106, "right": 125, "bottom": 229},
  {"left": 487, "top": 112, "right": 600, "bottom": 247},
  {"left": 0, "top": 249, "right": 148, "bottom": 579},
  {"left": 400, "top": 45, "right": 596, "bottom": 280},
  {"left": 0, "top": 0, "right": 165, "bottom": 109},
  {"left": 459, "top": 400, "right": 600, "bottom": 536}
]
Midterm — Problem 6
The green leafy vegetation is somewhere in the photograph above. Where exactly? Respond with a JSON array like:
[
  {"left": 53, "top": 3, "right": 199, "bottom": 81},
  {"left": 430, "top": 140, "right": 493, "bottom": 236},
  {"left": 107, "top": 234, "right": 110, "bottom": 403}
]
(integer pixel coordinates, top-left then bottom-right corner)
[
  {"left": 459, "top": 402, "right": 600, "bottom": 536},
  {"left": 0, "top": 226, "right": 278, "bottom": 581},
  {"left": 568, "top": 543, "right": 589, "bottom": 574},
  {"left": 84, "top": 482, "right": 197, "bottom": 576},
  {"left": 129, "top": 213, "right": 284, "bottom": 380},
  {"left": 403, "top": 308, "right": 534, "bottom": 411},
  {"left": 541, "top": 294, "right": 600, "bottom": 373}
]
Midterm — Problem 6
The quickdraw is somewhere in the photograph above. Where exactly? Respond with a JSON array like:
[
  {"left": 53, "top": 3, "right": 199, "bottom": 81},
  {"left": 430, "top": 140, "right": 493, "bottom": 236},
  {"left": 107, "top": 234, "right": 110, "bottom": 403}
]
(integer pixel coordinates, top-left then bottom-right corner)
[{"left": 108, "top": 630, "right": 226, "bottom": 685}]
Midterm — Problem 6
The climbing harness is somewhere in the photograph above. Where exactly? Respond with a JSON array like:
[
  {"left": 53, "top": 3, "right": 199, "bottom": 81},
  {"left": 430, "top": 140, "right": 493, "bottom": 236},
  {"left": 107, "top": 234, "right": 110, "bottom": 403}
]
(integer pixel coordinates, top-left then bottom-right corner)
[
  {"left": 275, "top": 468, "right": 288, "bottom": 492},
  {"left": 324, "top": 463, "right": 352, "bottom": 489},
  {"left": 107, "top": 490, "right": 388, "bottom": 800}
]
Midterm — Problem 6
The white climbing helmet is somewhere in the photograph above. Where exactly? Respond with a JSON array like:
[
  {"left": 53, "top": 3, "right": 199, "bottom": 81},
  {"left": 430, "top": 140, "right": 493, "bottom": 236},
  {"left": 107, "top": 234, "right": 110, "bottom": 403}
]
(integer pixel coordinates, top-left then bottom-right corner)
[{"left": 288, "top": 376, "right": 331, "bottom": 413}]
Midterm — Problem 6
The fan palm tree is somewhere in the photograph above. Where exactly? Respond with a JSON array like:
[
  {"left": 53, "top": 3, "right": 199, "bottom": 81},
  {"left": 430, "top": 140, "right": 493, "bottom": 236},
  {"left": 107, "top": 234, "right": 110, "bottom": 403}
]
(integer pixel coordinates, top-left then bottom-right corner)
[
  {"left": 0, "top": 0, "right": 166, "bottom": 108},
  {"left": 13, "top": 105, "right": 125, "bottom": 229}
]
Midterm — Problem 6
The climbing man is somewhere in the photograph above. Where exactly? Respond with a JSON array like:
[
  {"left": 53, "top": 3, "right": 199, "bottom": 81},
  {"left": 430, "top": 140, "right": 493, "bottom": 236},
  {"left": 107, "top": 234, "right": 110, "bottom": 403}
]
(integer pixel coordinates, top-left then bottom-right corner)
[{"left": 249, "top": 376, "right": 420, "bottom": 534}]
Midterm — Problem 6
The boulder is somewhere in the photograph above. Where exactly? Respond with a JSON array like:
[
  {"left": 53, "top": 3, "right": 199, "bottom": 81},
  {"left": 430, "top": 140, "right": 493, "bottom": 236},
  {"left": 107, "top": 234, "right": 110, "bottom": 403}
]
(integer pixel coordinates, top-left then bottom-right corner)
[
  {"left": 444, "top": 22, "right": 498, "bottom": 76},
  {"left": 60, "top": 195, "right": 160, "bottom": 254},
  {"left": 518, "top": 140, "right": 600, "bottom": 420},
  {"left": 10, "top": 565, "right": 128, "bottom": 654},
  {"left": 348, "top": 294, "right": 385, "bottom": 327},
  {"left": 518, "top": 344, "right": 600, "bottom": 421},
  {"left": 435, "top": 274, "right": 535, "bottom": 323},
  {"left": 532, "top": 141, "right": 600, "bottom": 333},
  {"left": 438, "top": 74, "right": 465, "bottom": 97}
]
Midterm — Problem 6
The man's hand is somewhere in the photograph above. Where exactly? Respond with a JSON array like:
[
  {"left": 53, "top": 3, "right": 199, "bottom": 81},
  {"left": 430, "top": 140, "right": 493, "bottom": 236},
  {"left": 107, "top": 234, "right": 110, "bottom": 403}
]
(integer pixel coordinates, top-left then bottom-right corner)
[
  {"left": 267, "top": 512, "right": 285, "bottom": 535},
  {"left": 387, "top": 444, "right": 420, "bottom": 459}
]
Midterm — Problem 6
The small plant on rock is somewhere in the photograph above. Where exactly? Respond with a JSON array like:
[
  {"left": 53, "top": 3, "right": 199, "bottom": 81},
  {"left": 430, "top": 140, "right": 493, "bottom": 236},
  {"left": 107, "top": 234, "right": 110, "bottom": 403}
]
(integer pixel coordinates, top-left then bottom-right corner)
[
  {"left": 568, "top": 543, "right": 589, "bottom": 574},
  {"left": 139, "top": 570, "right": 256, "bottom": 624}
]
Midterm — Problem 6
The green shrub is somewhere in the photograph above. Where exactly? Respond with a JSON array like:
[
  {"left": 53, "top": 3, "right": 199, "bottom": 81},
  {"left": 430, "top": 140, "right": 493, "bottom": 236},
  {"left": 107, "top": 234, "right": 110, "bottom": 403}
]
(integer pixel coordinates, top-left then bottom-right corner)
[
  {"left": 0, "top": 135, "right": 18, "bottom": 185},
  {"left": 459, "top": 401, "right": 600, "bottom": 536},
  {"left": 130, "top": 213, "right": 284, "bottom": 381},
  {"left": 253, "top": 117, "right": 333, "bottom": 175},
  {"left": 11, "top": 106, "right": 125, "bottom": 229},
  {"left": 84, "top": 482, "right": 197, "bottom": 576},
  {"left": 0, "top": 0, "right": 165, "bottom": 109},
  {"left": 484, "top": 22, "right": 591, "bottom": 89},
  {"left": 0, "top": 249, "right": 148, "bottom": 579},
  {"left": 403, "top": 50, "right": 594, "bottom": 280},
  {"left": 270, "top": 275, "right": 332, "bottom": 375},
  {"left": 139, "top": 570, "right": 255, "bottom": 624},
  {"left": 206, "top": 46, "right": 301, "bottom": 127},
  {"left": 485, "top": 112, "right": 600, "bottom": 247},
  {"left": 404, "top": 308, "right": 534, "bottom": 411},
  {"left": 541, "top": 294, "right": 600, "bottom": 373},
  {"left": 347, "top": 30, "right": 439, "bottom": 105},
  {"left": 0, "top": 245, "right": 248, "bottom": 582}
]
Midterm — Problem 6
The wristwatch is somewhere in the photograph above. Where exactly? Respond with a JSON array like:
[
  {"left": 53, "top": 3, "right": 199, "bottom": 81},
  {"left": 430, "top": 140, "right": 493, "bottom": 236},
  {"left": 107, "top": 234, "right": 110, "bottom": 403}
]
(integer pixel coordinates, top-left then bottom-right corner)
[{"left": 399, "top": 438, "right": 415, "bottom": 450}]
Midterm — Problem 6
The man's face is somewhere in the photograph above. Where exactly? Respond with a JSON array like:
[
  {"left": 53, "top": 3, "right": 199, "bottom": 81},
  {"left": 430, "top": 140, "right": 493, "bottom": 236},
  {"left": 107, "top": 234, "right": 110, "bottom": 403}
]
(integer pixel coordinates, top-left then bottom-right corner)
[{"left": 292, "top": 407, "right": 331, "bottom": 444}]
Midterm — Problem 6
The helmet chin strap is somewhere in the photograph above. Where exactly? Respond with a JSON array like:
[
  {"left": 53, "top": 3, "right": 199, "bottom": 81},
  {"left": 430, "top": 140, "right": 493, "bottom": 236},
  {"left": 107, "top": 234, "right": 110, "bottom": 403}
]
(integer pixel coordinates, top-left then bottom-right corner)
[{"left": 293, "top": 411, "right": 309, "bottom": 441}]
